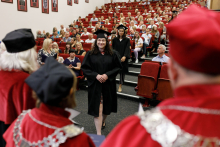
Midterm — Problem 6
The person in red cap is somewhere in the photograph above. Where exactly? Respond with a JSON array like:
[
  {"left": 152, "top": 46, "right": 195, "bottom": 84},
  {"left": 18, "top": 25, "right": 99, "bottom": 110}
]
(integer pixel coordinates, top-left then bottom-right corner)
[{"left": 101, "top": 5, "right": 220, "bottom": 147}]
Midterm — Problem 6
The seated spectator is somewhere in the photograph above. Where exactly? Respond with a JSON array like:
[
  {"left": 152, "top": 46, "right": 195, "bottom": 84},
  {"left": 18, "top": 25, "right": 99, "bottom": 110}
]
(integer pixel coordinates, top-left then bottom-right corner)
[
  {"left": 151, "top": 25, "right": 160, "bottom": 53},
  {"left": 87, "top": 21, "right": 95, "bottom": 29},
  {"left": 36, "top": 30, "right": 46, "bottom": 38},
  {"left": 75, "top": 28, "right": 81, "bottom": 36},
  {"left": 85, "top": 17, "right": 89, "bottom": 22},
  {"left": 72, "top": 21, "right": 78, "bottom": 28},
  {"left": 137, "top": 20, "right": 146, "bottom": 29},
  {"left": 60, "top": 25, "right": 66, "bottom": 32},
  {"left": 76, "top": 34, "right": 84, "bottom": 43},
  {"left": 69, "top": 25, "right": 74, "bottom": 32},
  {"left": 81, "top": 28, "right": 90, "bottom": 36},
  {"left": 128, "top": 29, "right": 135, "bottom": 38},
  {"left": 59, "top": 29, "right": 65, "bottom": 38},
  {"left": 70, "top": 29, "right": 77, "bottom": 38},
  {"left": 90, "top": 14, "right": 98, "bottom": 22},
  {"left": 152, "top": 44, "right": 169, "bottom": 62},
  {"left": 121, "top": 2, "right": 126, "bottom": 8},
  {"left": 142, "top": 9, "right": 148, "bottom": 15},
  {"left": 126, "top": 12, "right": 132, "bottom": 20},
  {"left": 149, "top": 7, "right": 155, "bottom": 12},
  {"left": 52, "top": 27, "right": 58, "bottom": 34},
  {"left": 77, "top": 16, "right": 82, "bottom": 22},
  {"left": 85, "top": 33, "right": 95, "bottom": 43},
  {"left": 100, "top": 25, "right": 105, "bottom": 30},
  {"left": 110, "top": 34, "right": 116, "bottom": 44},
  {"left": 52, "top": 42, "right": 62, "bottom": 53},
  {"left": 54, "top": 48, "right": 64, "bottom": 63},
  {"left": 95, "top": 24, "right": 100, "bottom": 31},
  {"left": 138, "top": 16, "right": 144, "bottom": 22},
  {"left": 51, "top": 30, "right": 59, "bottom": 41},
  {"left": 75, "top": 42, "right": 86, "bottom": 56},
  {"left": 63, "top": 50, "right": 82, "bottom": 76},
  {"left": 140, "top": 25, "right": 147, "bottom": 33},
  {"left": 105, "top": 19, "right": 111, "bottom": 25},
  {"left": 131, "top": 17, "right": 138, "bottom": 24},
  {"left": 119, "top": 18, "right": 125, "bottom": 25},
  {"left": 95, "top": 6, "right": 99, "bottom": 11},
  {"left": 129, "top": 20, "right": 137, "bottom": 29},
  {"left": 45, "top": 32, "right": 51, "bottom": 39},
  {"left": 70, "top": 38, "right": 76, "bottom": 48},
  {"left": 155, "top": 17, "right": 162, "bottom": 25},
  {"left": 132, "top": 32, "right": 143, "bottom": 63},
  {"left": 64, "top": 42, "right": 72, "bottom": 54},
  {"left": 135, "top": 11, "right": 141, "bottom": 19},
  {"left": 91, "top": 28, "right": 95, "bottom": 34},
  {"left": 108, "top": 16, "right": 112, "bottom": 21},
  {"left": 61, "top": 32, "right": 71, "bottom": 43},
  {"left": 100, "top": 16, "right": 105, "bottom": 22},
  {"left": 108, "top": 9, "right": 113, "bottom": 13},
  {"left": 141, "top": 28, "right": 152, "bottom": 58},
  {"left": 147, "top": 20, "right": 157, "bottom": 29},
  {"left": 37, "top": 39, "right": 57, "bottom": 66},
  {"left": 159, "top": 22, "right": 167, "bottom": 45}
]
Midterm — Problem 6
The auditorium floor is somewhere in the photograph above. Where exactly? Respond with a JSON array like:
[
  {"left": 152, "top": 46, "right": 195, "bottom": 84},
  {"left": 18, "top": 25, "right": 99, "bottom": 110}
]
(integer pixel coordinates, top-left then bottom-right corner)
[{"left": 74, "top": 90, "right": 139, "bottom": 137}]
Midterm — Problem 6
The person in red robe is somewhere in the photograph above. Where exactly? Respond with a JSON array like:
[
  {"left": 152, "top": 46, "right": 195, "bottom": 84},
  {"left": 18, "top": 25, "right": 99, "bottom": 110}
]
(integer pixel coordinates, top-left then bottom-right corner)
[
  {"left": 3, "top": 57, "right": 95, "bottom": 147},
  {"left": 0, "top": 29, "right": 38, "bottom": 147},
  {"left": 101, "top": 5, "right": 220, "bottom": 147}
]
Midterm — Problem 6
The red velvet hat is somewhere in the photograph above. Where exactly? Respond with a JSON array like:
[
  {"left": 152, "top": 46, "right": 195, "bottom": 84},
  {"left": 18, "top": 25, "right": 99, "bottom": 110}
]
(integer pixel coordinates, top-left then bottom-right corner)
[{"left": 166, "top": 4, "right": 220, "bottom": 74}]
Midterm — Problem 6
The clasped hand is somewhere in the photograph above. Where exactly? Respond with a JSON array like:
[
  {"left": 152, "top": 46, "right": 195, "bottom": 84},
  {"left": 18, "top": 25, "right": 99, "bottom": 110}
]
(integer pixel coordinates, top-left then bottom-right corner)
[
  {"left": 121, "top": 56, "right": 126, "bottom": 62},
  {"left": 96, "top": 74, "right": 108, "bottom": 83}
]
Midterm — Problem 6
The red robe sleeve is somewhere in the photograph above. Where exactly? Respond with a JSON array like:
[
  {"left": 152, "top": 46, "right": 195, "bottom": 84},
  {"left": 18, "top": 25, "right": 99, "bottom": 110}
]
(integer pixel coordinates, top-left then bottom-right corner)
[{"left": 100, "top": 115, "right": 161, "bottom": 147}]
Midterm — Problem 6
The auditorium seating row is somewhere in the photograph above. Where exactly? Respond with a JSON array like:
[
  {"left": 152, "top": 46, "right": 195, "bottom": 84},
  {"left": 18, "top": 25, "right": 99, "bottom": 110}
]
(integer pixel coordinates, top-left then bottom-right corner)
[{"left": 135, "top": 60, "right": 173, "bottom": 101}]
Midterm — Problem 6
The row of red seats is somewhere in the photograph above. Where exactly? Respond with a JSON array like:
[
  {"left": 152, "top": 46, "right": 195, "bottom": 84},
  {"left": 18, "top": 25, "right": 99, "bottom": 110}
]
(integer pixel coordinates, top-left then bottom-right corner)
[{"left": 135, "top": 61, "right": 173, "bottom": 101}]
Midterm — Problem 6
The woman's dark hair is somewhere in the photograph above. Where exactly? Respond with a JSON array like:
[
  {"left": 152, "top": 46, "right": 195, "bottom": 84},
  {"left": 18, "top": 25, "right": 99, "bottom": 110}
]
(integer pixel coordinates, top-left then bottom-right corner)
[
  {"left": 65, "top": 42, "right": 72, "bottom": 54},
  {"left": 117, "top": 28, "right": 126, "bottom": 39},
  {"left": 90, "top": 38, "right": 113, "bottom": 55}
]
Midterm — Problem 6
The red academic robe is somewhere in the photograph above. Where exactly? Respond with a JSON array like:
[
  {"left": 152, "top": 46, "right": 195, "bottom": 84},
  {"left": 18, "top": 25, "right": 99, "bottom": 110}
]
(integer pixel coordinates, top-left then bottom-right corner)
[
  {"left": 0, "top": 70, "right": 36, "bottom": 125},
  {"left": 3, "top": 103, "right": 95, "bottom": 147},
  {"left": 101, "top": 84, "right": 220, "bottom": 147}
]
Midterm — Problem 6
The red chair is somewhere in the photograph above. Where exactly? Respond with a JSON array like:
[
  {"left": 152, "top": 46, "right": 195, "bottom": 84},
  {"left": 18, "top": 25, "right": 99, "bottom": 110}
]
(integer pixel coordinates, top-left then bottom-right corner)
[
  {"left": 75, "top": 55, "right": 85, "bottom": 90},
  {"left": 37, "top": 38, "right": 44, "bottom": 42},
  {"left": 81, "top": 36, "right": 89, "bottom": 39},
  {"left": 87, "top": 28, "right": 92, "bottom": 32},
  {"left": 36, "top": 46, "right": 42, "bottom": 53},
  {"left": 55, "top": 38, "right": 61, "bottom": 42},
  {"left": 35, "top": 41, "right": 39, "bottom": 46},
  {"left": 83, "top": 43, "right": 93, "bottom": 49},
  {"left": 136, "top": 62, "right": 160, "bottom": 98},
  {"left": 59, "top": 53, "right": 69, "bottom": 60},
  {"left": 39, "top": 41, "right": 44, "bottom": 46},
  {"left": 59, "top": 47, "right": 65, "bottom": 53},
  {"left": 60, "top": 42, "right": 66, "bottom": 47},
  {"left": 156, "top": 64, "right": 173, "bottom": 101}
]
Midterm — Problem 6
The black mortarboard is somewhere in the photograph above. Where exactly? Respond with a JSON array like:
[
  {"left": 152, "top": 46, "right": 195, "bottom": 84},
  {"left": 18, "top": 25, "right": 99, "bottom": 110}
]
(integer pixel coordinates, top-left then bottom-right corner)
[
  {"left": 172, "top": 10, "right": 178, "bottom": 14},
  {"left": 69, "top": 49, "right": 75, "bottom": 54},
  {"left": 116, "top": 24, "right": 128, "bottom": 30},
  {"left": 2, "top": 29, "right": 35, "bottom": 53},
  {"left": 94, "top": 29, "right": 111, "bottom": 39},
  {"left": 25, "top": 57, "right": 74, "bottom": 106}
]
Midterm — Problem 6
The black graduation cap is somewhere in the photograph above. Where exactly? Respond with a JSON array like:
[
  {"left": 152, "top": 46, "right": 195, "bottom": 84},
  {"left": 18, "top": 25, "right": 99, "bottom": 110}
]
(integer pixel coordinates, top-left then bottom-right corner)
[
  {"left": 172, "top": 10, "right": 178, "bottom": 14},
  {"left": 2, "top": 29, "right": 35, "bottom": 53},
  {"left": 25, "top": 57, "right": 74, "bottom": 106},
  {"left": 116, "top": 24, "right": 128, "bottom": 30},
  {"left": 94, "top": 29, "right": 111, "bottom": 39}
]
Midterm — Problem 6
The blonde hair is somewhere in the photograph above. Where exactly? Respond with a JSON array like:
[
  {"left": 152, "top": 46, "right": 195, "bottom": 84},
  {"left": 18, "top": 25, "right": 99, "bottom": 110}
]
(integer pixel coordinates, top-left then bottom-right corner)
[
  {"left": 75, "top": 42, "right": 83, "bottom": 51},
  {"left": 159, "top": 22, "right": 164, "bottom": 28},
  {"left": 138, "top": 15, "right": 144, "bottom": 21},
  {"left": 43, "top": 39, "right": 52, "bottom": 51},
  {"left": 52, "top": 42, "right": 59, "bottom": 50},
  {"left": 0, "top": 47, "right": 39, "bottom": 74}
]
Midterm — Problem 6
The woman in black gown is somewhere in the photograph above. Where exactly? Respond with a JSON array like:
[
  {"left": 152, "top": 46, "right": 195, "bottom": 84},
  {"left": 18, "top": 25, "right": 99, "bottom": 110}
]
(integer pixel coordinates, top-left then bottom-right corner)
[
  {"left": 112, "top": 24, "right": 131, "bottom": 92},
  {"left": 81, "top": 30, "right": 122, "bottom": 135}
]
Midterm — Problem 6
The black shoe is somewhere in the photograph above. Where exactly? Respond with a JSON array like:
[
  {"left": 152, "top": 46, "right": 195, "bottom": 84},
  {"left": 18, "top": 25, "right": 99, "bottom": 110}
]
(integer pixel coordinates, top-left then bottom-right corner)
[{"left": 102, "top": 122, "right": 106, "bottom": 130}]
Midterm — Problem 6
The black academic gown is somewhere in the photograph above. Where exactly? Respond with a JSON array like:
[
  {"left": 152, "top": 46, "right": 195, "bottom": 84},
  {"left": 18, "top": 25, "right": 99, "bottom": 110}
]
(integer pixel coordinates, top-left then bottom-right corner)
[
  {"left": 81, "top": 50, "right": 122, "bottom": 117},
  {"left": 112, "top": 37, "right": 131, "bottom": 73}
]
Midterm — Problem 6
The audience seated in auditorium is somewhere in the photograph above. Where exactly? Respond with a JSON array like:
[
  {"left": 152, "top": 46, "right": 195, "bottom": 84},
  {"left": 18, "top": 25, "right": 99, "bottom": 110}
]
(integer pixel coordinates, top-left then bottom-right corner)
[
  {"left": 152, "top": 44, "right": 169, "bottom": 62},
  {"left": 51, "top": 30, "right": 59, "bottom": 41},
  {"left": 151, "top": 25, "right": 160, "bottom": 52},
  {"left": 37, "top": 39, "right": 57, "bottom": 66},
  {"left": 61, "top": 32, "right": 71, "bottom": 43},
  {"left": 54, "top": 49, "right": 64, "bottom": 63},
  {"left": 76, "top": 34, "right": 84, "bottom": 43},
  {"left": 45, "top": 32, "right": 51, "bottom": 39},
  {"left": 70, "top": 38, "right": 76, "bottom": 48},
  {"left": 90, "top": 14, "right": 98, "bottom": 22},
  {"left": 85, "top": 33, "right": 95, "bottom": 43},
  {"left": 147, "top": 20, "right": 157, "bottom": 29},
  {"left": 52, "top": 42, "right": 62, "bottom": 53},
  {"left": 140, "top": 25, "right": 147, "bottom": 33},
  {"left": 87, "top": 22, "right": 95, "bottom": 29},
  {"left": 73, "top": 21, "right": 79, "bottom": 28},
  {"left": 36, "top": 30, "right": 46, "bottom": 38},
  {"left": 63, "top": 49, "right": 81, "bottom": 77},
  {"left": 129, "top": 20, "right": 138, "bottom": 29},
  {"left": 59, "top": 29, "right": 65, "bottom": 38},
  {"left": 75, "top": 42, "right": 86, "bottom": 56},
  {"left": 137, "top": 21, "right": 146, "bottom": 29},
  {"left": 159, "top": 22, "right": 167, "bottom": 45},
  {"left": 64, "top": 42, "right": 72, "bottom": 54},
  {"left": 132, "top": 31, "right": 143, "bottom": 63},
  {"left": 81, "top": 28, "right": 90, "bottom": 36},
  {"left": 141, "top": 28, "right": 152, "bottom": 58}
]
